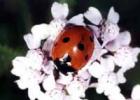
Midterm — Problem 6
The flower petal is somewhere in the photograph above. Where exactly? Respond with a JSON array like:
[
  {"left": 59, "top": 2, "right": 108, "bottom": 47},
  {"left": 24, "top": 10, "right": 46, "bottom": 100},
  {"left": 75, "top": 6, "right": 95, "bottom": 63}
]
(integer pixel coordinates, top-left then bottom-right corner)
[
  {"left": 16, "top": 80, "right": 28, "bottom": 90},
  {"left": 105, "top": 39, "right": 121, "bottom": 52},
  {"left": 66, "top": 80, "right": 85, "bottom": 98},
  {"left": 101, "top": 23, "right": 120, "bottom": 47},
  {"left": 49, "top": 20, "right": 66, "bottom": 40},
  {"left": 105, "top": 31, "right": 131, "bottom": 51},
  {"left": 24, "top": 34, "right": 40, "bottom": 49},
  {"left": 88, "top": 61, "right": 105, "bottom": 78},
  {"left": 117, "top": 70, "right": 126, "bottom": 83},
  {"left": 56, "top": 72, "right": 73, "bottom": 85},
  {"left": 26, "top": 50, "right": 43, "bottom": 70},
  {"left": 114, "top": 47, "right": 135, "bottom": 68},
  {"left": 42, "top": 73, "right": 56, "bottom": 91},
  {"left": 68, "top": 14, "right": 85, "bottom": 26},
  {"left": 84, "top": 7, "right": 102, "bottom": 25},
  {"left": 51, "top": 2, "right": 68, "bottom": 19},
  {"left": 107, "top": 7, "right": 120, "bottom": 24},
  {"left": 91, "top": 35, "right": 107, "bottom": 61},
  {"left": 131, "top": 85, "right": 140, "bottom": 100},
  {"left": 11, "top": 57, "right": 29, "bottom": 76},
  {"left": 31, "top": 24, "right": 51, "bottom": 40},
  {"left": 117, "top": 31, "right": 131, "bottom": 46},
  {"left": 108, "top": 92, "right": 125, "bottom": 100},
  {"left": 131, "top": 47, "right": 140, "bottom": 63}
]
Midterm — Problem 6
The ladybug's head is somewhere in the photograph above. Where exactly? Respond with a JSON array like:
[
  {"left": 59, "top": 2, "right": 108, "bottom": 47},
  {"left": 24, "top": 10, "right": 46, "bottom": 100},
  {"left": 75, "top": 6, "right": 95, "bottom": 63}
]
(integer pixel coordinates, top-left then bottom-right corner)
[{"left": 53, "top": 54, "right": 76, "bottom": 75}]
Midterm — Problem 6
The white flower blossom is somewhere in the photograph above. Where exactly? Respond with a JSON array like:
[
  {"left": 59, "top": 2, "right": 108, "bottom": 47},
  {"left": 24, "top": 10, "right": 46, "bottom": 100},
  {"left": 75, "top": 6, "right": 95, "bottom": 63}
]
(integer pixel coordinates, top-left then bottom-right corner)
[
  {"left": 84, "top": 4, "right": 140, "bottom": 100},
  {"left": 11, "top": 2, "right": 140, "bottom": 100}
]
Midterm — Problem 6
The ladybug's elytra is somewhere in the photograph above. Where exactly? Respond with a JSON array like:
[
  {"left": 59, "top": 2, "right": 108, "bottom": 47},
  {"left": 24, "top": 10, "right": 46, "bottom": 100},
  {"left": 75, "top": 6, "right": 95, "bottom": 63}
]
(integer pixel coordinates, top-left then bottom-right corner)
[{"left": 51, "top": 25, "right": 94, "bottom": 74}]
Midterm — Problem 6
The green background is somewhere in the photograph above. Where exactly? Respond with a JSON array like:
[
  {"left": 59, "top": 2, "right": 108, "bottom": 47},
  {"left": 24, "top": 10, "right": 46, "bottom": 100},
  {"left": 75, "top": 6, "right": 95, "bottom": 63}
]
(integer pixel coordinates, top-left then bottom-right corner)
[{"left": 0, "top": 0, "right": 140, "bottom": 100}]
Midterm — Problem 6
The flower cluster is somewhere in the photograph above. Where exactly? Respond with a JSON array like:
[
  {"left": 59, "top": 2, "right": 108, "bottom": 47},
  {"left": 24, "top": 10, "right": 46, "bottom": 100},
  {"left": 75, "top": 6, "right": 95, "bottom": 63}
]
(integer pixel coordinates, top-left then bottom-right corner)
[{"left": 11, "top": 2, "right": 140, "bottom": 100}]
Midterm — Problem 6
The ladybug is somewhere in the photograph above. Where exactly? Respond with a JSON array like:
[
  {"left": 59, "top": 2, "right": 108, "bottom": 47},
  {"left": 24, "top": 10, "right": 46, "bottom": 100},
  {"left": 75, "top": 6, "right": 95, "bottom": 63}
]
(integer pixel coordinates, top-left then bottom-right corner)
[{"left": 51, "top": 25, "right": 94, "bottom": 74}]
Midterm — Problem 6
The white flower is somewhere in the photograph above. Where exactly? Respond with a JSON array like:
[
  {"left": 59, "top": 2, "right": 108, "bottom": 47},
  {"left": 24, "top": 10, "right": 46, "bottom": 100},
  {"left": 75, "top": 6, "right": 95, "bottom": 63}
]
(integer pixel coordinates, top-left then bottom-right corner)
[
  {"left": 105, "top": 31, "right": 131, "bottom": 51},
  {"left": 51, "top": 2, "right": 68, "bottom": 20},
  {"left": 66, "top": 79, "right": 86, "bottom": 99},
  {"left": 84, "top": 7, "right": 102, "bottom": 25},
  {"left": 114, "top": 47, "right": 140, "bottom": 69},
  {"left": 49, "top": 89, "right": 64, "bottom": 100},
  {"left": 88, "top": 56, "right": 115, "bottom": 79},
  {"left": 11, "top": 2, "right": 140, "bottom": 100},
  {"left": 85, "top": 6, "right": 120, "bottom": 47},
  {"left": 42, "top": 72, "right": 56, "bottom": 91},
  {"left": 56, "top": 72, "right": 73, "bottom": 85}
]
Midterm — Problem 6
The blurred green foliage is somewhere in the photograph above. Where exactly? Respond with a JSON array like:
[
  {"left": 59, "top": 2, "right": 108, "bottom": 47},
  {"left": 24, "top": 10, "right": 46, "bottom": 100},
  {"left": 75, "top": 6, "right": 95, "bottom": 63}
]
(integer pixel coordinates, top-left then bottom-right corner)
[{"left": 0, "top": 0, "right": 140, "bottom": 100}]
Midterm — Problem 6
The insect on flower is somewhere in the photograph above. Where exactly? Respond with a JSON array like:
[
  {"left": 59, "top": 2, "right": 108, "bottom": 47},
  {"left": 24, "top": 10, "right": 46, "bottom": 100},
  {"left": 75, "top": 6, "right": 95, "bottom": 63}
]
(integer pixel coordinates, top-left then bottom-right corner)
[
  {"left": 11, "top": 1, "right": 140, "bottom": 100},
  {"left": 51, "top": 25, "right": 95, "bottom": 74}
]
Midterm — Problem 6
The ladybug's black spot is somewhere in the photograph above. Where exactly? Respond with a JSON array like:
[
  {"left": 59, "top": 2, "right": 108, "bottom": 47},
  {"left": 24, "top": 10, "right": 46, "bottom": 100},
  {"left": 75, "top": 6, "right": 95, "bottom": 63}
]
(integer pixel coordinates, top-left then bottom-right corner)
[
  {"left": 63, "top": 37, "right": 70, "bottom": 43},
  {"left": 78, "top": 43, "right": 85, "bottom": 51},
  {"left": 85, "top": 55, "right": 89, "bottom": 61},
  {"left": 89, "top": 36, "right": 93, "bottom": 42}
]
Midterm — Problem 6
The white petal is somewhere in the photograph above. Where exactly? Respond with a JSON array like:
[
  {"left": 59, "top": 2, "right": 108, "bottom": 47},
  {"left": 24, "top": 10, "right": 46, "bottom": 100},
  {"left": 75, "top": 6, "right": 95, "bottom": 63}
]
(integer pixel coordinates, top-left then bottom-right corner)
[
  {"left": 66, "top": 80, "right": 85, "bottom": 98},
  {"left": 28, "top": 84, "right": 41, "bottom": 100},
  {"left": 49, "top": 20, "right": 66, "bottom": 40},
  {"left": 117, "top": 31, "right": 131, "bottom": 46},
  {"left": 31, "top": 24, "right": 51, "bottom": 40},
  {"left": 105, "top": 31, "right": 131, "bottom": 51},
  {"left": 24, "top": 34, "right": 40, "bottom": 49},
  {"left": 88, "top": 62, "right": 105, "bottom": 78},
  {"left": 114, "top": 47, "right": 134, "bottom": 68},
  {"left": 42, "top": 73, "right": 56, "bottom": 91},
  {"left": 101, "top": 23, "right": 120, "bottom": 47},
  {"left": 51, "top": 2, "right": 68, "bottom": 19},
  {"left": 117, "top": 70, "right": 126, "bottom": 83},
  {"left": 26, "top": 50, "right": 43, "bottom": 70},
  {"left": 91, "top": 35, "right": 107, "bottom": 60},
  {"left": 105, "top": 39, "right": 121, "bottom": 52},
  {"left": 108, "top": 92, "right": 126, "bottom": 100},
  {"left": 37, "top": 92, "right": 52, "bottom": 100},
  {"left": 84, "top": 7, "right": 102, "bottom": 25},
  {"left": 88, "top": 25, "right": 101, "bottom": 38},
  {"left": 56, "top": 72, "right": 73, "bottom": 85},
  {"left": 131, "top": 85, "right": 140, "bottom": 100},
  {"left": 42, "top": 61, "right": 55, "bottom": 74},
  {"left": 96, "top": 77, "right": 107, "bottom": 94},
  {"left": 104, "top": 84, "right": 120, "bottom": 96},
  {"left": 107, "top": 7, "right": 120, "bottom": 24},
  {"left": 50, "top": 90, "right": 64, "bottom": 100},
  {"left": 42, "top": 39, "right": 54, "bottom": 52},
  {"left": 108, "top": 73, "right": 118, "bottom": 85},
  {"left": 68, "top": 14, "right": 85, "bottom": 26},
  {"left": 131, "top": 47, "right": 140, "bottom": 63},
  {"left": 78, "top": 70, "right": 91, "bottom": 80},
  {"left": 11, "top": 57, "right": 28, "bottom": 76},
  {"left": 16, "top": 80, "right": 27, "bottom": 90},
  {"left": 101, "top": 56, "right": 115, "bottom": 72}
]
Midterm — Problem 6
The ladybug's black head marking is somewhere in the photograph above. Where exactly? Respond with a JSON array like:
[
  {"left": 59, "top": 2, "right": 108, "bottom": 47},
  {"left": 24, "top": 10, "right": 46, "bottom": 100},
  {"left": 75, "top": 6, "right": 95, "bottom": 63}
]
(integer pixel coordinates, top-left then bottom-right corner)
[{"left": 54, "top": 55, "right": 75, "bottom": 75}]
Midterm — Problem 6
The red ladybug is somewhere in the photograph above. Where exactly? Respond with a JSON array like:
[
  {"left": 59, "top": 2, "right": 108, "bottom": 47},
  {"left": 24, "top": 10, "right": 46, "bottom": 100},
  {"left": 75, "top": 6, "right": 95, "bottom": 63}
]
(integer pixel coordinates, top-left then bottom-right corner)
[{"left": 51, "top": 25, "right": 94, "bottom": 74}]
